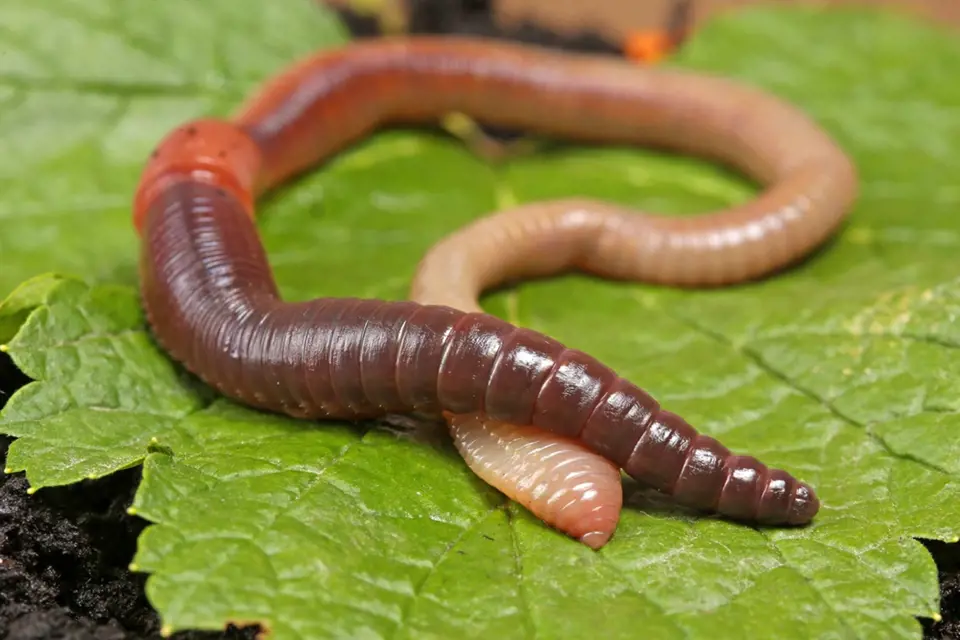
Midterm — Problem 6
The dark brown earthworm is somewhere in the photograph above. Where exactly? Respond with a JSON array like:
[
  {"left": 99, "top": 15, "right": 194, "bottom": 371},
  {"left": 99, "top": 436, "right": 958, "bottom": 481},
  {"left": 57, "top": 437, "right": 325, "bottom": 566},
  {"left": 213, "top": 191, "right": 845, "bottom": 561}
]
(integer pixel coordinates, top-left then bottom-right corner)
[{"left": 133, "top": 36, "right": 858, "bottom": 547}]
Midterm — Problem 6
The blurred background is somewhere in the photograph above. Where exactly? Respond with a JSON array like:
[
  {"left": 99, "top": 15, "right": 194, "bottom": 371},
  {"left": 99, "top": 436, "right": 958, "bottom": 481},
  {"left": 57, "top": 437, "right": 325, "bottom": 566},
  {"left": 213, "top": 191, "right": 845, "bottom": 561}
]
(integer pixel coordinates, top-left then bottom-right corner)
[{"left": 320, "top": 0, "right": 959, "bottom": 42}]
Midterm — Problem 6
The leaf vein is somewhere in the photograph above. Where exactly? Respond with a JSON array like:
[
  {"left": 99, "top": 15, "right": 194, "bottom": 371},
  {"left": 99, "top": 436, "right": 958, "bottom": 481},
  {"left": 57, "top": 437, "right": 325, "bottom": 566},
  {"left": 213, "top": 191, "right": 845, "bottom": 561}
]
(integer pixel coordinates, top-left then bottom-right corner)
[
  {"left": 661, "top": 307, "right": 954, "bottom": 478},
  {"left": 504, "top": 505, "right": 537, "bottom": 640},
  {"left": 762, "top": 533, "right": 867, "bottom": 640},
  {"left": 387, "top": 503, "right": 504, "bottom": 639}
]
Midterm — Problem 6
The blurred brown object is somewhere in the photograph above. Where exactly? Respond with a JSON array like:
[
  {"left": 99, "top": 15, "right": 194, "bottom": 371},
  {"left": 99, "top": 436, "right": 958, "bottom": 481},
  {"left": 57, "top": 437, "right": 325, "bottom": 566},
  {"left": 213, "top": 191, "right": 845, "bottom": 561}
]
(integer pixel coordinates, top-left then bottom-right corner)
[
  {"left": 322, "top": 0, "right": 958, "bottom": 40},
  {"left": 495, "top": 0, "right": 959, "bottom": 39}
]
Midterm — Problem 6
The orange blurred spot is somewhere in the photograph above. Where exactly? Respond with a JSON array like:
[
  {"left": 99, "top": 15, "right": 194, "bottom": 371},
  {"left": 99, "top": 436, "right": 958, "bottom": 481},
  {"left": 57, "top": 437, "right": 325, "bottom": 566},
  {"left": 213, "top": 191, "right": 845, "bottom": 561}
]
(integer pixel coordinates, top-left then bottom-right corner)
[{"left": 623, "top": 30, "right": 675, "bottom": 64}]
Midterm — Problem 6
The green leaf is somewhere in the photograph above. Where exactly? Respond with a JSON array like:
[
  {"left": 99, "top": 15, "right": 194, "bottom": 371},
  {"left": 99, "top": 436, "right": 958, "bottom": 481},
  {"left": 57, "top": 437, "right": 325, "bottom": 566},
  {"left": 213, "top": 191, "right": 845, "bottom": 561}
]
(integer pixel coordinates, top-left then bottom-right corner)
[
  {"left": 1, "top": 1, "right": 958, "bottom": 639},
  {"left": 0, "top": 0, "right": 349, "bottom": 294},
  {"left": 0, "top": 273, "right": 69, "bottom": 344}
]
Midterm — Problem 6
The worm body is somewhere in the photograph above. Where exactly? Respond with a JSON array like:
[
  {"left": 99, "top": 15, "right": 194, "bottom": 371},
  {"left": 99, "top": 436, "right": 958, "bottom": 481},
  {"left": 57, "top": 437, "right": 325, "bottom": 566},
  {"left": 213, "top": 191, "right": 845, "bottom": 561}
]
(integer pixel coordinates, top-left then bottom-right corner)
[
  {"left": 448, "top": 413, "right": 623, "bottom": 549},
  {"left": 135, "top": 37, "right": 858, "bottom": 545}
]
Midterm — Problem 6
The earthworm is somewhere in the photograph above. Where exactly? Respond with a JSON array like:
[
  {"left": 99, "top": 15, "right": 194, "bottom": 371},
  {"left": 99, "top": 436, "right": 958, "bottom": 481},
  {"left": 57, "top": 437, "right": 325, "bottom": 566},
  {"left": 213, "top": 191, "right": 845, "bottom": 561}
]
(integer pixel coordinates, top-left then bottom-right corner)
[
  {"left": 133, "top": 36, "right": 857, "bottom": 548},
  {"left": 447, "top": 413, "right": 623, "bottom": 549}
]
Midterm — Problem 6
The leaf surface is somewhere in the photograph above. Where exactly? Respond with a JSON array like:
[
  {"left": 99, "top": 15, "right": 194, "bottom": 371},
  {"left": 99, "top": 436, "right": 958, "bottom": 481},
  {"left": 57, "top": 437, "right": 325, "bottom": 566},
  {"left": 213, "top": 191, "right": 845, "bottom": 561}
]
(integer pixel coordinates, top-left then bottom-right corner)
[{"left": 1, "top": 2, "right": 959, "bottom": 639}]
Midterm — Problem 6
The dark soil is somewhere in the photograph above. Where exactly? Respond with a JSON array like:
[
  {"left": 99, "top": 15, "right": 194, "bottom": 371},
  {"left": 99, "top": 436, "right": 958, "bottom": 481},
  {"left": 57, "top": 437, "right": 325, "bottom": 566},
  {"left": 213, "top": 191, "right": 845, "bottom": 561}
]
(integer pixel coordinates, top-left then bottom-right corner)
[
  {"left": 927, "top": 541, "right": 960, "bottom": 640},
  {"left": 0, "top": 2, "right": 955, "bottom": 638},
  {"left": 0, "top": 353, "right": 261, "bottom": 640}
]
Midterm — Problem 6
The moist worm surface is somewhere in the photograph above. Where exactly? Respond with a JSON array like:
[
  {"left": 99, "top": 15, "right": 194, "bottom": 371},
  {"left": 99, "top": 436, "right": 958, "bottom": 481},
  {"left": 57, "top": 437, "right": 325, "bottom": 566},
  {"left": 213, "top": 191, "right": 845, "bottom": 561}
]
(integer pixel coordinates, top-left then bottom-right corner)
[{"left": 133, "top": 36, "right": 859, "bottom": 546}]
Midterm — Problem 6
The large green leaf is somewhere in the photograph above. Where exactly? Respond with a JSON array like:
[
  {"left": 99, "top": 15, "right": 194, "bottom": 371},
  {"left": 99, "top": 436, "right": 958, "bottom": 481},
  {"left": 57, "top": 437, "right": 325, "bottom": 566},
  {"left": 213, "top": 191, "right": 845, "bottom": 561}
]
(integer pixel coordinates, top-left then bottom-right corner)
[{"left": 1, "top": 1, "right": 958, "bottom": 638}]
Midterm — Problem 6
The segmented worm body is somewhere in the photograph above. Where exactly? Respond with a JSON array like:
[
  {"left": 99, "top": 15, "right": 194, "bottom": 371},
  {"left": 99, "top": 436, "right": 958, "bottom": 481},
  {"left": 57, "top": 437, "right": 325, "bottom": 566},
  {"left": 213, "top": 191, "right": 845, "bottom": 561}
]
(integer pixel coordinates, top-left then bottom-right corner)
[
  {"left": 134, "top": 37, "right": 857, "bottom": 547},
  {"left": 447, "top": 413, "right": 623, "bottom": 549}
]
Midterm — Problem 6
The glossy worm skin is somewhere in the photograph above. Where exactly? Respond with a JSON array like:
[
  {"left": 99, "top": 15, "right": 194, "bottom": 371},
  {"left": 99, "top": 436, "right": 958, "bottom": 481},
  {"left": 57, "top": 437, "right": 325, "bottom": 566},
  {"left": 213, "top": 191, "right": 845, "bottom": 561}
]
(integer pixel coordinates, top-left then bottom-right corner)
[
  {"left": 448, "top": 413, "right": 623, "bottom": 549},
  {"left": 135, "top": 37, "right": 858, "bottom": 544}
]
